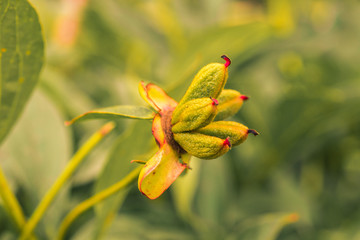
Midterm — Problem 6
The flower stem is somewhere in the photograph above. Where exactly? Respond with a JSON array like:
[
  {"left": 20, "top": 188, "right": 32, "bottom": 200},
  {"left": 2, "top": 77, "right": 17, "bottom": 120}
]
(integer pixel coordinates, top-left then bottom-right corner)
[
  {"left": 56, "top": 165, "right": 142, "bottom": 240},
  {"left": 0, "top": 167, "right": 26, "bottom": 230},
  {"left": 20, "top": 122, "right": 115, "bottom": 240}
]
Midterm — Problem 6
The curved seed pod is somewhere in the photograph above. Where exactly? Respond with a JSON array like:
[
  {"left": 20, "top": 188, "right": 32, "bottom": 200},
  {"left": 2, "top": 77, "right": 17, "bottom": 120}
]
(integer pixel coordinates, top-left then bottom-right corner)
[
  {"left": 214, "top": 89, "right": 248, "bottom": 121},
  {"left": 171, "top": 97, "right": 218, "bottom": 133},
  {"left": 173, "top": 132, "right": 231, "bottom": 159},
  {"left": 196, "top": 121, "right": 258, "bottom": 146},
  {"left": 176, "top": 55, "right": 231, "bottom": 107}
]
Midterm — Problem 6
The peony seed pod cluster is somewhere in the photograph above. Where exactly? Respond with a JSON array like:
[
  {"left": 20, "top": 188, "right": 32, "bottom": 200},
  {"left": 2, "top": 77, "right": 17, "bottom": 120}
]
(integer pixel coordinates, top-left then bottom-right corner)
[
  {"left": 136, "top": 55, "right": 258, "bottom": 199},
  {"left": 67, "top": 55, "right": 259, "bottom": 200},
  {"left": 170, "top": 55, "right": 258, "bottom": 159}
]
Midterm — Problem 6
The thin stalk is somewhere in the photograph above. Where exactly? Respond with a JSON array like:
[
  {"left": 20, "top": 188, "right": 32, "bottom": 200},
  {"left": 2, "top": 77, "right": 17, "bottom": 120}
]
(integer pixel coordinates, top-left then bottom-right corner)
[
  {"left": 0, "top": 167, "right": 26, "bottom": 230},
  {"left": 20, "top": 122, "right": 115, "bottom": 240},
  {"left": 57, "top": 165, "right": 142, "bottom": 240}
]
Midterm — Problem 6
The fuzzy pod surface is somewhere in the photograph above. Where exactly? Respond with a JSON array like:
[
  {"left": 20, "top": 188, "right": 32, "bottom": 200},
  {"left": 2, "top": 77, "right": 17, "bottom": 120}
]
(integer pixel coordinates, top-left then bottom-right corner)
[
  {"left": 171, "top": 97, "right": 218, "bottom": 133},
  {"left": 214, "top": 89, "right": 248, "bottom": 121},
  {"left": 176, "top": 56, "right": 230, "bottom": 108},
  {"left": 173, "top": 132, "right": 231, "bottom": 159},
  {"left": 196, "top": 121, "right": 250, "bottom": 146}
]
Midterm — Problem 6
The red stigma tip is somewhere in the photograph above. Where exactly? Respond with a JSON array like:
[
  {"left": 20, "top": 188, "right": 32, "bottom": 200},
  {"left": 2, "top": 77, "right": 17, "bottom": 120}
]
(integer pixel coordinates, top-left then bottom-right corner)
[
  {"left": 210, "top": 97, "right": 219, "bottom": 105},
  {"left": 223, "top": 137, "right": 232, "bottom": 148},
  {"left": 240, "top": 95, "right": 249, "bottom": 101},
  {"left": 221, "top": 55, "right": 231, "bottom": 68},
  {"left": 248, "top": 129, "right": 259, "bottom": 136}
]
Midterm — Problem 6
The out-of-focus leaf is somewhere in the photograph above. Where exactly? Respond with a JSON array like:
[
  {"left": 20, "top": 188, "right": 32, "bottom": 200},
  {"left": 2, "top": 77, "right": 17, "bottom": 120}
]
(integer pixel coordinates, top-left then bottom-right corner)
[
  {"left": 172, "top": 158, "right": 201, "bottom": 220},
  {"left": 172, "top": 159, "right": 207, "bottom": 236},
  {"left": 104, "top": 215, "right": 194, "bottom": 240},
  {"left": 71, "top": 133, "right": 116, "bottom": 185},
  {"left": 166, "top": 22, "right": 272, "bottom": 99},
  {"left": 271, "top": 172, "right": 311, "bottom": 224},
  {"left": 0, "top": 0, "right": 44, "bottom": 144},
  {"left": 345, "top": 150, "right": 360, "bottom": 173},
  {"left": 65, "top": 105, "right": 155, "bottom": 125},
  {"left": 0, "top": 231, "right": 16, "bottom": 240},
  {"left": 91, "top": 0, "right": 168, "bottom": 56},
  {"left": 71, "top": 219, "right": 94, "bottom": 240},
  {"left": 197, "top": 156, "right": 232, "bottom": 222},
  {"left": 73, "top": 215, "right": 195, "bottom": 240},
  {"left": 0, "top": 90, "right": 70, "bottom": 238},
  {"left": 141, "top": 1, "right": 187, "bottom": 54},
  {"left": 194, "top": 156, "right": 233, "bottom": 239},
  {"left": 0, "top": 200, "right": 6, "bottom": 232},
  {"left": 228, "top": 212, "right": 299, "bottom": 240},
  {"left": 93, "top": 120, "right": 155, "bottom": 238},
  {"left": 267, "top": 0, "right": 295, "bottom": 36},
  {"left": 39, "top": 67, "right": 95, "bottom": 118},
  {"left": 318, "top": 226, "right": 360, "bottom": 240}
]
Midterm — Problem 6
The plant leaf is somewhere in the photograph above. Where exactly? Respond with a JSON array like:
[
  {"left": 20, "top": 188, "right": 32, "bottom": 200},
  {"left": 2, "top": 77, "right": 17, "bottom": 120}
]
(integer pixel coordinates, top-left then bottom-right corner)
[
  {"left": 229, "top": 212, "right": 299, "bottom": 240},
  {"left": 65, "top": 105, "right": 155, "bottom": 125},
  {"left": 0, "top": 0, "right": 44, "bottom": 145},
  {"left": 166, "top": 22, "right": 271, "bottom": 99},
  {"left": 196, "top": 156, "right": 232, "bottom": 226},
  {"left": 72, "top": 215, "right": 195, "bottom": 240},
  {"left": 93, "top": 120, "right": 154, "bottom": 238},
  {"left": 172, "top": 158, "right": 201, "bottom": 220},
  {"left": 0, "top": 90, "right": 71, "bottom": 238}
]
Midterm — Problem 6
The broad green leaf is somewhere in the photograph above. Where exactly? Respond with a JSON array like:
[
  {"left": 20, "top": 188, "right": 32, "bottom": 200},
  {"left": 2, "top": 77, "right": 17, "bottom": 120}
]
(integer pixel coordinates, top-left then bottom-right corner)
[
  {"left": 65, "top": 105, "right": 155, "bottom": 125},
  {"left": 0, "top": 0, "right": 44, "bottom": 145},
  {"left": 0, "top": 90, "right": 71, "bottom": 238},
  {"left": 93, "top": 120, "right": 155, "bottom": 238}
]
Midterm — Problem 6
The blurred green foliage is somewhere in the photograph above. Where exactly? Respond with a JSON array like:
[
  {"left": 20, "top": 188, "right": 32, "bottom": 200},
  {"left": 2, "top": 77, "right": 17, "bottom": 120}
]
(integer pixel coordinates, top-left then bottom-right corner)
[{"left": 1, "top": 0, "right": 360, "bottom": 239}]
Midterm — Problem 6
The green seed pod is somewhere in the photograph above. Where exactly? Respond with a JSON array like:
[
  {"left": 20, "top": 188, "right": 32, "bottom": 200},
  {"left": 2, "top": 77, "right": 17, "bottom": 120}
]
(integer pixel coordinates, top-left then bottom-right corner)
[
  {"left": 214, "top": 89, "right": 248, "bottom": 121},
  {"left": 171, "top": 97, "right": 218, "bottom": 133},
  {"left": 196, "top": 121, "right": 258, "bottom": 146},
  {"left": 173, "top": 132, "right": 231, "bottom": 159},
  {"left": 176, "top": 55, "right": 231, "bottom": 107}
]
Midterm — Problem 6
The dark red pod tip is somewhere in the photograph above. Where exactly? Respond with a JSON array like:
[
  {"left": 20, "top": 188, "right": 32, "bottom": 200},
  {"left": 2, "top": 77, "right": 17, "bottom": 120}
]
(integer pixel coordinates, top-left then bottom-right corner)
[
  {"left": 248, "top": 129, "right": 259, "bottom": 136},
  {"left": 210, "top": 97, "right": 219, "bottom": 106},
  {"left": 223, "top": 137, "right": 232, "bottom": 148},
  {"left": 221, "top": 55, "right": 231, "bottom": 68},
  {"left": 240, "top": 95, "right": 249, "bottom": 101}
]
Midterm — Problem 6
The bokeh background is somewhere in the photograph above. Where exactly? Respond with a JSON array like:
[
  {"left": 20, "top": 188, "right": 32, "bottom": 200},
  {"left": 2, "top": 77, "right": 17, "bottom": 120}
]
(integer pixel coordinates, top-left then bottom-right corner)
[{"left": 1, "top": 0, "right": 360, "bottom": 239}]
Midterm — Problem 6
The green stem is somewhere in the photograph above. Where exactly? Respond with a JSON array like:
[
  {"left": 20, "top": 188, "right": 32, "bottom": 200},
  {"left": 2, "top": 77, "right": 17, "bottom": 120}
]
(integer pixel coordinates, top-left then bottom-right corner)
[
  {"left": 20, "top": 122, "right": 115, "bottom": 240},
  {"left": 0, "top": 166, "right": 26, "bottom": 230},
  {"left": 57, "top": 165, "right": 142, "bottom": 240}
]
